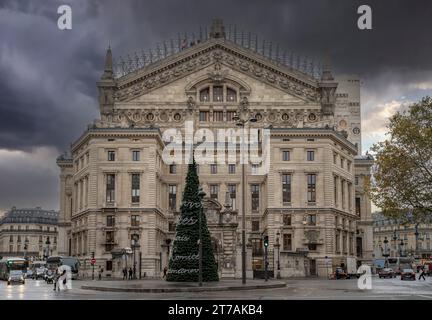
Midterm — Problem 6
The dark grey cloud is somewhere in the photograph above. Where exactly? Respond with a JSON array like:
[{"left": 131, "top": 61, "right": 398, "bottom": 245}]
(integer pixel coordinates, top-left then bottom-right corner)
[{"left": 0, "top": 0, "right": 431, "bottom": 209}]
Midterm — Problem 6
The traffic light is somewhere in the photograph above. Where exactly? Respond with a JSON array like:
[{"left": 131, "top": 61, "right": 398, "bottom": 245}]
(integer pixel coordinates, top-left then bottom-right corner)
[
  {"left": 263, "top": 236, "right": 269, "bottom": 247},
  {"left": 92, "top": 252, "right": 95, "bottom": 259}
]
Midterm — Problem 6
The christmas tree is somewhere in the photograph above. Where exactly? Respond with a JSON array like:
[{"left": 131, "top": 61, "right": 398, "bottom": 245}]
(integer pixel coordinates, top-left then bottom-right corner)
[{"left": 166, "top": 159, "right": 219, "bottom": 282}]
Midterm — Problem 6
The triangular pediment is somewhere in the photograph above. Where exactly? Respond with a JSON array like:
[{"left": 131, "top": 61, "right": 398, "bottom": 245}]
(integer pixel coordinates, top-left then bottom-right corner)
[{"left": 113, "top": 39, "right": 321, "bottom": 103}]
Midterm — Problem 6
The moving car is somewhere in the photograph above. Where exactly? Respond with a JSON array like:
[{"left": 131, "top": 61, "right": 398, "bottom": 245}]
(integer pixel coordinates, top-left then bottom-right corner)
[
  {"left": 331, "top": 267, "right": 350, "bottom": 279},
  {"left": 400, "top": 268, "right": 416, "bottom": 281},
  {"left": 7, "top": 270, "right": 25, "bottom": 285},
  {"left": 35, "top": 267, "right": 47, "bottom": 280},
  {"left": 378, "top": 268, "right": 396, "bottom": 278}
]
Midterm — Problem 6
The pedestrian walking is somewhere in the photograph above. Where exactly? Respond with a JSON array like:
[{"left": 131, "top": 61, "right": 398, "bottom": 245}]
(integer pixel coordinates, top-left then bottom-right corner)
[
  {"left": 98, "top": 266, "right": 103, "bottom": 280},
  {"left": 53, "top": 268, "right": 60, "bottom": 291},
  {"left": 128, "top": 267, "right": 133, "bottom": 280},
  {"left": 122, "top": 267, "right": 127, "bottom": 280},
  {"left": 163, "top": 266, "right": 168, "bottom": 279},
  {"left": 419, "top": 266, "right": 427, "bottom": 281}
]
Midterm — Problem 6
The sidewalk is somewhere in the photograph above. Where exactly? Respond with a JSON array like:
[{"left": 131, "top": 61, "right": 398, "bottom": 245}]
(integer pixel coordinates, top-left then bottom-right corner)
[{"left": 80, "top": 279, "right": 286, "bottom": 293}]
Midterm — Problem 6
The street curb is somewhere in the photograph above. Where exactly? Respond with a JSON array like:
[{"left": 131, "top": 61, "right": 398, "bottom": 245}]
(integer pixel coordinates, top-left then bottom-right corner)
[{"left": 80, "top": 282, "right": 286, "bottom": 293}]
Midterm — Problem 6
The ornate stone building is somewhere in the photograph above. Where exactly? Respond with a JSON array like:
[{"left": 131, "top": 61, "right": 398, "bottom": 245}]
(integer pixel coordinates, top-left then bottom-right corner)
[
  {"left": 57, "top": 20, "right": 373, "bottom": 278},
  {"left": 0, "top": 207, "right": 59, "bottom": 260}
]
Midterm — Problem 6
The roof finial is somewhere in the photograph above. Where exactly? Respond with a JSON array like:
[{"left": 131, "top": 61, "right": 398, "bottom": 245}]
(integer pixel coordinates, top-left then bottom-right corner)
[
  {"left": 101, "top": 45, "right": 113, "bottom": 80},
  {"left": 209, "top": 18, "right": 226, "bottom": 39}
]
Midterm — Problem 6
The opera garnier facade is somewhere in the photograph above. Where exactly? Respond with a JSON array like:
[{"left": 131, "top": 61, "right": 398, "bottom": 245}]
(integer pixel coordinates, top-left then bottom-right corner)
[{"left": 56, "top": 19, "right": 374, "bottom": 279}]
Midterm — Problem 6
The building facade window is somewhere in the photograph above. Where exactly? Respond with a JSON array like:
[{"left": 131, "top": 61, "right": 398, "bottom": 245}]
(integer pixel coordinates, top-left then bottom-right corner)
[
  {"left": 213, "top": 111, "right": 224, "bottom": 122},
  {"left": 283, "top": 214, "right": 291, "bottom": 226},
  {"left": 132, "top": 150, "right": 140, "bottom": 161},
  {"left": 107, "top": 151, "right": 115, "bottom": 161},
  {"left": 226, "top": 88, "right": 237, "bottom": 102},
  {"left": 283, "top": 234, "right": 292, "bottom": 251},
  {"left": 209, "top": 184, "right": 219, "bottom": 200},
  {"left": 227, "top": 184, "right": 236, "bottom": 210},
  {"left": 199, "top": 88, "right": 210, "bottom": 102},
  {"left": 107, "top": 215, "right": 115, "bottom": 227},
  {"left": 282, "top": 150, "right": 290, "bottom": 161},
  {"left": 169, "top": 185, "right": 177, "bottom": 211},
  {"left": 106, "top": 174, "right": 115, "bottom": 203},
  {"left": 307, "top": 150, "right": 315, "bottom": 161},
  {"left": 228, "top": 164, "right": 236, "bottom": 174},
  {"left": 199, "top": 111, "right": 209, "bottom": 121},
  {"left": 282, "top": 174, "right": 291, "bottom": 203},
  {"left": 131, "top": 174, "right": 140, "bottom": 203},
  {"left": 307, "top": 214, "right": 317, "bottom": 226},
  {"left": 252, "top": 220, "right": 260, "bottom": 232},
  {"left": 210, "top": 164, "right": 217, "bottom": 174},
  {"left": 307, "top": 174, "right": 316, "bottom": 203},
  {"left": 131, "top": 215, "right": 140, "bottom": 227},
  {"left": 251, "top": 184, "right": 260, "bottom": 211},
  {"left": 169, "top": 164, "right": 177, "bottom": 174},
  {"left": 213, "top": 86, "right": 223, "bottom": 102},
  {"left": 226, "top": 111, "right": 236, "bottom": 122}
]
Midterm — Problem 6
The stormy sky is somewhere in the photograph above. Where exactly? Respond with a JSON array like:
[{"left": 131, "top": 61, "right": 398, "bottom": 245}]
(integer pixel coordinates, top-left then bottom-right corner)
[{"left": 0, "top": 0, "right": 431, "bottom": 211}]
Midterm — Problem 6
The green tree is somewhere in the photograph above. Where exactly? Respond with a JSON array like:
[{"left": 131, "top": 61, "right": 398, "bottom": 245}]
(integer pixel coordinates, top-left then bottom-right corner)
[
  {"left": 368, "top": 96, "right": 432, "bottom": 222},
  {"left": 166, "top": 159, "right": 219, "bottom": 282}
]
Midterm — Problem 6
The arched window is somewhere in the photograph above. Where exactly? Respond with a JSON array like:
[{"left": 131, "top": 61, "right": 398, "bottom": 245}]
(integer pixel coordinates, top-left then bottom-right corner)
[
  {"left": 199, "top": 87, "right": 210, "bottom": 102},
  {"left": 213, "top": 86, "right": 223, "bottom": 102},
  {"left": 226, "top": 87, "right": 237, "bottom": 102}
]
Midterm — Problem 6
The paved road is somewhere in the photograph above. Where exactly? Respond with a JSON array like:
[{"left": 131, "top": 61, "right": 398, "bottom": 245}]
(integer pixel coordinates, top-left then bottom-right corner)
[{"left": 1, "top": 276, "right": 432, "bottom": 300}]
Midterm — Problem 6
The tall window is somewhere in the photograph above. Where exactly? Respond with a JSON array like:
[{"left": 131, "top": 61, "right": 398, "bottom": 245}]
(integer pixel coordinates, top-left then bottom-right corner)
[
  {"left": 341, "top": 180, "right": 345, "bottom": 209},
  {"left": 199, "top": 111, "right": 209, "bottom": 121},
  {"left": 307, "top": 150, "right": 315, "bottom": 161},
  {"left": 336, "top": 233, "right": 340, "bottom": 253},
  {"left": 131, "top": 215, "right": 140, "bottom": 227},
  {"left": 251, "top": 164, "right": 259, "bottom": 175},
  {"left": 106, "top": 215, "right": 115, "bottom": 227},
  {"left": 226, "top": 111, "right": 236, "bottom": 121},
  {"left": 131, "top": 174, "right": 140, "bottom": 203},
  {"left": 355, "top": 197, "right": 361, "bottom": 216},
  {"left": 199, "top": 87, "right": 210, "bottom": 102},
  {"left": 348, "top": 183, "right": 352, "bottom": 210},
  {"left": 333, "top": 153, "right": 337, "bottom": 164},
  {"left": 307, "top": 214, "right": 317, "bottom": 226},
  {"left": 226, "top": 88, "right": 237, "bottom": 102},
  {"left": 282, "top": 174, "right": 291, "bottom": 203},
  {"left": 307, "top": 174, "right": 316, "bottom": 202},
  {"left": 340, "top": 157, "right": 344, "bottom": 168},
  {"left": 169, "top": 185, "right": 177, "bottom": 211},
  {"left": 252, "top": 220, "right": 260, "bottom": 232},
  {"left": 283, "top": 234, "right": 292, "bottom": 251},
  {"left": 283, "top": 214, "right": 291, "bottom": 226},
  {"left": 228, "top": 184, "right": 236, "bottom": 210},
  {"left": 213, "top": 111, "right": 224, "bottom": 121},
  {"left": 210, "top": 164, "right": 217, "bottom": 174},
  {"left": 347, "top": 161, "right": 351, "bottom": 171},
  {"left": 355, "top": 176, "right": 359, "bottom": 185},
  {"left": 213, "top": 86, "right": 223, "bottom": 102},
  {"left": 251, "top": 184, "right": 260, "bottom": 211},
  {"left": 107, "top": 151, "right": 115, "bottom": 161},
  {"left": 228, "top": 164, "right": 236, "bottom": 174},
  {"left": 106, "top": 174, "right": 115, "bottom": 203},
  {"left": 282, "top": 150, "right": 290, "bottom": 161},
  {"left": 132, "top": 150, "right": 140, "bottom": 161},
  {"left": 210, "top": 185, "right": 219, "bottom": 200},
  {"left": 169, "top": 164, "right": 177, "bottom": 174},
  {"left": 334, "top": 176, "right": 338, "bottom": 206}
]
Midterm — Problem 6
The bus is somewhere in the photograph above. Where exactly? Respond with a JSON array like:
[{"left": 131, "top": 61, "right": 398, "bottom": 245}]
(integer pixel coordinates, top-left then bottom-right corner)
[
  {"left": 387, "top": 257, "right": 414, "bottom": 274},
  {"left": 0, "top": 257, "right": 27, "bottom": 280},
  {"left": 46, "top": 256, "right": 80, "bottom": 280}
]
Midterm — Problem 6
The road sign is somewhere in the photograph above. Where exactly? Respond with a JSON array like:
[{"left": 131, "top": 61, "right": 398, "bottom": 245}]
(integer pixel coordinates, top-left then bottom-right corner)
[{"left": 91, "top": 258, "right": 96, "bottom": 265}]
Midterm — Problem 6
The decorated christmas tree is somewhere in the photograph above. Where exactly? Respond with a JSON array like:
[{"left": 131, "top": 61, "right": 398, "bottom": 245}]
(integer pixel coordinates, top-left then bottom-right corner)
[{"left": 166, "top": 158, "right": 219, "bottom": 282}]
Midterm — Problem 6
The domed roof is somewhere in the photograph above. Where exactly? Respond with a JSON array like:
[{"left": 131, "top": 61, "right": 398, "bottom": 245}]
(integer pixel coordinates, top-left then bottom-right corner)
[{"left": 0, "top": 207, "right": 58, "bottom": 225}]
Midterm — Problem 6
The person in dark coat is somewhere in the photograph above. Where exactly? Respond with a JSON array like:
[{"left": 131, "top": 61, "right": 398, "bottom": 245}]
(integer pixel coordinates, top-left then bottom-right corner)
[
  {"left": 122, "top": 267, "right": 127, "bottom": 280},
  {"left": 128, "top": 267, "right": 133, "bottom": 280},
  {"left": 419, "top": 266, "right": 427, "bottom": 281},
  {"left": 163, "top": 267, "right": 168, "bottom": 279}
]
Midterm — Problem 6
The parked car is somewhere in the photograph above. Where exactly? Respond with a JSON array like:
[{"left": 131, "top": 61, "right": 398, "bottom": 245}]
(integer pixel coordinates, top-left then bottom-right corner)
[
  {"left": 378, "top": 268, "right": 395, "bottom": 278},
  {"left": 401, "top": 268, "right": 416, "bottom": 281},
  {"left": 7, "top": 270, "right": 25, "bottom": 285},
  {"left": 25, "top": 269, "right": 34, "bottom": 279}
]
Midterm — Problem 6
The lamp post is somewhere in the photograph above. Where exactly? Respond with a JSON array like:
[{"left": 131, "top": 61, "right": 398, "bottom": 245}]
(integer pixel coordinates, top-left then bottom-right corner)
[
  {"left": 233, "top": 97, "right": 257, "bottom": 285},
  {"left": 393, "top": 228, "right": 398, "bottom": 257},
  {"left": 414, "top": 223, "right": 419, "bottom": 258},
  {"left": 275, "top": 231, "right": 281, "bottom": 279},
  {"left": 399, "top": 240, "right": 404, "bottom": 257},
  {"left": 131, "top": 234, "right": 140, "bottom": 279},
  {"left": 24, "top": 238, "right": 29, "bottom": 260},
  {"left": 383, "top": 237, "right": 389, "bottom": 267},
  {"left": 198, "top": 186, "right": 206, "bottom": 287}
]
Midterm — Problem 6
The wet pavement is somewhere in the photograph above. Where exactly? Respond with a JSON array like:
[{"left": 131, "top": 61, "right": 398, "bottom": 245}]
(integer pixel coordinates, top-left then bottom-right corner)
[{"left": 1, "top": 276, "right": 431, "bottom": 300}]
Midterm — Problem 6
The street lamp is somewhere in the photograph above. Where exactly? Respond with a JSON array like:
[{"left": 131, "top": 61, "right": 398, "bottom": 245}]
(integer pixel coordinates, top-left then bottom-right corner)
[
  {"left": 198, "top": 186, "right": 206, "bottom": 287},
  {"left": 399, "top": 240, "right": 404, "bottom": 257},
  {"left": 131, "top": 234, "right": 140, "bottom": 279},
  {"left": 275, "top": 231, "right": 281, "bottom": 279},
  {"left": 414, "top": 223, "right": 419, "bottom": 258},
  {"left": 233, "top": 97, "right": 257, "bottom": 285},
  {"left": 383, "top": 237, "right": 389, "bottom": 267}
]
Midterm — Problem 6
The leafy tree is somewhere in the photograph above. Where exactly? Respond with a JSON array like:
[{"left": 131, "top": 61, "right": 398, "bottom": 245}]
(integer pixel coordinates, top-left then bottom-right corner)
[
  {"left": 368, "top": 96, "right": 432, "bottom": 222},
  {"left": 166, "top": 159, "right": 219, "bottom": 282}
]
